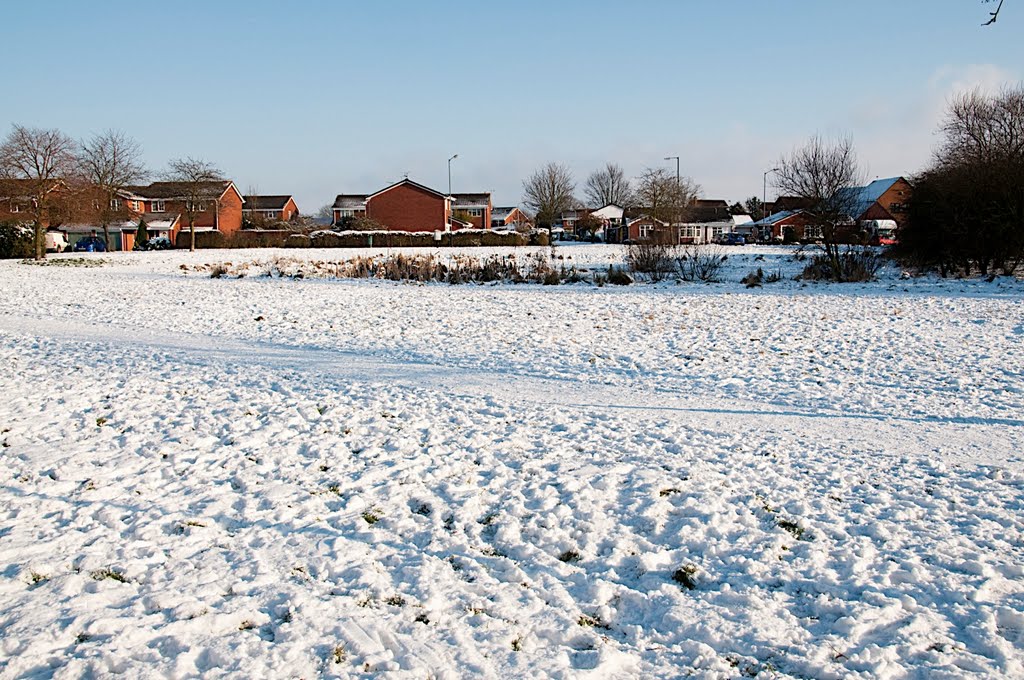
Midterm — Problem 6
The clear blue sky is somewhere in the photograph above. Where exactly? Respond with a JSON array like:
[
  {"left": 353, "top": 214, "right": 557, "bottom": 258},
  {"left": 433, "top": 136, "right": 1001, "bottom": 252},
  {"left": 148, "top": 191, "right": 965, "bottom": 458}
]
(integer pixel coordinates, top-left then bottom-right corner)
[{"left": 3, "top": 0, "right": 1020, "bottom": 213}]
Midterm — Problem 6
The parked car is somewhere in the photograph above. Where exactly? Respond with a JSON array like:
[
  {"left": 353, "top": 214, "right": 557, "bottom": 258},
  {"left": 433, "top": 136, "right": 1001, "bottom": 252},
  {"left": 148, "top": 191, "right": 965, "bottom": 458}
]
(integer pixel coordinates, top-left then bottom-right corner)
[
  {"left": 45, "top": 231, "right": 69, "bottom": 253},
  {"left": 73, "top": 236, "right": 107, "bottom": 252},
  {"left": 134, "top": 236, "right": 172, "bottom": 251},
  {"left": 720, "top": 233, "right": 746, "bottom": 246}
]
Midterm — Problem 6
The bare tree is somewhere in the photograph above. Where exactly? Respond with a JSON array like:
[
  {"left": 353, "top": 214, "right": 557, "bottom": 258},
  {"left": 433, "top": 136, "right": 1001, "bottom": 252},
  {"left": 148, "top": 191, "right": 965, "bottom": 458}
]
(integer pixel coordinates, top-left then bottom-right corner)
[
  {"left": 79, "top": 130, "right": 147, "bottom": 250},
  {"left": 905, "top": 85, "right": 1024, "bottom": 275},
  {"left": 0, "top": 124, "right": 79, "bottom": 260},
  {"left": 775, "top": 135, "right": 864, "bottom": 278},
  {"left": 584, "top": 163, "right": 634, "bottom": 208},
  {"left": 982, "top": 0, "right": 1005, "bottom": 25},
  {"left": 315, "top": 203, "right": 334, "bottom": 222},
  {"left": 164, "top": 157, "right": 224, "bottom": 252},
  {"left": 635, "top": 167, "right": 701, "bottom": 227},
  {"left": 522, "top": 163, "right": 575, "bottom": 232}
]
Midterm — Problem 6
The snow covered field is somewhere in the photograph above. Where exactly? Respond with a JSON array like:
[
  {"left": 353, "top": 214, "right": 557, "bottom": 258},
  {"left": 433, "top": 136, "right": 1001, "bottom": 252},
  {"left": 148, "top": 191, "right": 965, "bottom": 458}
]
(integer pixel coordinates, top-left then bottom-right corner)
[{"left": 1, "top": 245, "right": 1023, "bottom": 678}]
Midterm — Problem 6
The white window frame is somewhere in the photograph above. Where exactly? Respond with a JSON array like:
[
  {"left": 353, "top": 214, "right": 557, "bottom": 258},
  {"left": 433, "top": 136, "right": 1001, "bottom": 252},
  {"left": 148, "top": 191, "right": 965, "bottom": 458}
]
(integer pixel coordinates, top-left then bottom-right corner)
[
  {"left": 110, "top": 198, "right": 121, "bottom": 210},
  {"left": 152, "top": 200, "right": 166, "bottom": 213}
]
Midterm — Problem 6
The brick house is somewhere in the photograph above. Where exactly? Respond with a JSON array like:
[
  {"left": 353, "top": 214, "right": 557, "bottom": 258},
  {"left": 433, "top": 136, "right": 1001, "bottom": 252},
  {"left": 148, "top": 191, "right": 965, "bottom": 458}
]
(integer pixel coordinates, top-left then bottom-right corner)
[
  {"left": 452, "top": 193, "right": 492, "bottom": 230},
  {"left": 242, "top": 195, "right": 300, "bottom": 223},
  {"left": 331, "top": 179, "right": 493, "bottom": 232},
  {"left": 331, "top": 194, "right": 368, "bottom": 226},
  {"left": 842, "top": 177, "right": 912, "bottom": 228},
  {"left": 120, "top": 180, "right": 244, "bottom": 246},
  {"left": 491, "top": 206, "right": 532, "bottom": 230},
  {"left": 749, "top": 210, "right": 818, "bottom": 242},
  {"left": 626, "top": 215, "right": 671, "bottom": 241}
]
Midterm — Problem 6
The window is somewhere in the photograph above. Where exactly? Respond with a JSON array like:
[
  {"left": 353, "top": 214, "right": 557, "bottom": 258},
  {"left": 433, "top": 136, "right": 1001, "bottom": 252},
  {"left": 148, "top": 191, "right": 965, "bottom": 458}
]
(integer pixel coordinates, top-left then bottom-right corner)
[
  {"left": 129, "top": 200, "right": 140, "bottom": 211},
  {"left": 187, "top": 201, "right": 206, "bottom": 212},
  {"left": 10, "top": 204, "right": 19, "bottom": 213},
  {"left": 152, "top": 200, "right": 165, "bottom": 213},
  {"left": 805, "top": 225, "right": 823, "bottom": 239},
  {"left": 110, "top": 198, "right": 121, "bottom": 210},
  {"left": 265, "top": 211, "right": 277, "bottom": 219},
  {"left": 639, "top": 224, "right": 653, "bottom": 239}
]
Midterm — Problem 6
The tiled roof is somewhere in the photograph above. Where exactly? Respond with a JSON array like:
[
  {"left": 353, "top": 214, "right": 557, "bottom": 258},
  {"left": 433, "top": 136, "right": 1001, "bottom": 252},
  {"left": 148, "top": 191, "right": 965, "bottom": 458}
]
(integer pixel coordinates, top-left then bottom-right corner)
[
  {"left": 243, "top": 195, "right": 293, "bottom": 210},
  {"left": 124, "top": 181, "right": 232, "bottom": 200},
  {"left": 332, "top": 194, "right": 368, "bottom": 210}
]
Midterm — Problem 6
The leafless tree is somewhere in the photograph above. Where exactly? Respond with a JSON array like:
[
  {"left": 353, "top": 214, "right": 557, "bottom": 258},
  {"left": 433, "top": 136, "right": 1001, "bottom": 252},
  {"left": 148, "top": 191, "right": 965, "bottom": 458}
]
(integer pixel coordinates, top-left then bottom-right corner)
[
  {"left": 316, "top": 203, "right": 334, "bottom": 221},
  {"left": 904, "top": 85, "right": 1024, "bottom": 275},
  {"left": 635, "top": 167, "right": 701, "bottom": 226},
  {"left": 982, "top": 0, "right": 1006, "bottom": 25},
  {"left": 164, "top": 157, "right": 224, "bottom": 252},
  {"left": 775, "top": 135, "right": 865, "bottom": 278},
  {"left": 0, "top": 124, "right": 79, "bottom": 260},
  {"left": 522, "top": 162, "right": 575, "bottom": 232},
  {"left": 584, "top": 163, "right": 634, "bottom": 208},
  {"left": 79, "top": 130, "right": 147, "bottom": 250}
]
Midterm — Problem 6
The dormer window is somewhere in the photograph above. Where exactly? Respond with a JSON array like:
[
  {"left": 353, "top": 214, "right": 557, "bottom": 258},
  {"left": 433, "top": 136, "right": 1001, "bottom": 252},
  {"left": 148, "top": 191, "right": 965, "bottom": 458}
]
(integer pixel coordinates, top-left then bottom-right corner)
[{"left": 152, "top": 200, "right": 166, "bottom": 213}]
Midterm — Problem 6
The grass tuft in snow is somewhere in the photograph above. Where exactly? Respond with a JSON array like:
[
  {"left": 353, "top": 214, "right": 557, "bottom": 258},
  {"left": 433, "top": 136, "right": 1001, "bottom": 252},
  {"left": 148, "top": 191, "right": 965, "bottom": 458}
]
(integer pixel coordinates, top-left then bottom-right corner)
[
  {"left": 91, "top": 568, "right": 128, "bottom": 583},
  {"left": 332, "top": 644, "right": 346, "bottom": 664},
  {"left": 558, "top": 549, "right": 582, "bottom": 564},
  {"left": 672, "top": 564, "right": 700, "bottom": 590},
  {"left": 777, "top": 519, "right": 806, "bottom": 540},
  {"left": 362, "top": 509, "right": 382, "bottom": 525}
]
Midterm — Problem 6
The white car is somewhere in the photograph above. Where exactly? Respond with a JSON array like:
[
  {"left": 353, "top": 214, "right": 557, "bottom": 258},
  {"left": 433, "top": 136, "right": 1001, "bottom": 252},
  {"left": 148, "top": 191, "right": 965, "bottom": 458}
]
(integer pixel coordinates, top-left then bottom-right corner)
[{"left": 45, "top": 231, "right": 69, "bottom": 253}]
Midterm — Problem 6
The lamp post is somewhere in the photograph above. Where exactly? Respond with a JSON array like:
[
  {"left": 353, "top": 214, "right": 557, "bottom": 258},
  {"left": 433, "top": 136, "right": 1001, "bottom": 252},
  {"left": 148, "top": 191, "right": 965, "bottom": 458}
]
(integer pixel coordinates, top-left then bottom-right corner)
[
  {"left": 762, "top": 167, "right": 780, "bottom": 242},
  {"left": 664, "top": 155, "right": 681, "bottom": 241},
  {"left": 447, "top": 154, "right": 458, "bottom": 248}
]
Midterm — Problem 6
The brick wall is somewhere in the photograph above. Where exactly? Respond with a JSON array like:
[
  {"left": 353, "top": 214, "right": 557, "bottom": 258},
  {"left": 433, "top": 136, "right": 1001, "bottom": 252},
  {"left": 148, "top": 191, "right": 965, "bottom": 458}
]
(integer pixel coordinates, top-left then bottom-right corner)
[{"left": 367, "top": 184, "right": 447, "bottom": 232}]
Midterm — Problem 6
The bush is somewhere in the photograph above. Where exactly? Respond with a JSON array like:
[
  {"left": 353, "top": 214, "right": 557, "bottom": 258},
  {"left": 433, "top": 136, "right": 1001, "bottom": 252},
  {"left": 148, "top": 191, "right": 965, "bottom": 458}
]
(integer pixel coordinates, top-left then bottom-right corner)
[
  {"left": 678, "top": 244, "right": 725, "bottom": 282},
  {"left": 0, "top": 222, "right": 33, "bottom": 259},
  {"left": 800, "top": 248, "right": 881, "bottom": 282},
  {"left": 285, "top": 234, "right": 312, "bottom": 248},
  {"left": 626, "top": 240, "right": 679, "bottom": 281}
]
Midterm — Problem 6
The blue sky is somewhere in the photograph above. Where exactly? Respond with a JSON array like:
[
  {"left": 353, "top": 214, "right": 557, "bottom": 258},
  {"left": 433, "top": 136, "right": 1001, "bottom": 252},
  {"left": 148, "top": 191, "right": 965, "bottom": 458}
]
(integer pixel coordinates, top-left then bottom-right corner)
[{"left": 3, "top": 0, "right": 1020, "bottom": 212}]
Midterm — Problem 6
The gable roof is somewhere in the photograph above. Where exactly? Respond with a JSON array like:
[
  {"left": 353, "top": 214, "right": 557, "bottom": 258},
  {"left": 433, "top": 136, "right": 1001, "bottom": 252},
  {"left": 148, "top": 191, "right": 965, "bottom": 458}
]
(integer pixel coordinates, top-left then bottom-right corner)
[
  {"left": 452, "top": 192, "right": 492, "bottom": 207},
  {"left": 838, "top": 177, "right": 905, "bottom": 218},
  {"left": 332, "top": 194, "right": 368, "bottom": 210},
  {"left": 124, "top": 180, "right": 236, "bottom": 201},
  {"left": 367, "top": 178, "right": 447, "bottom": 201},
  {"left": 750, "top": 209, "right": 807, "bottom": 227},
  {"left": 243, "top": 195, "right": 294, "bottom": 210}
]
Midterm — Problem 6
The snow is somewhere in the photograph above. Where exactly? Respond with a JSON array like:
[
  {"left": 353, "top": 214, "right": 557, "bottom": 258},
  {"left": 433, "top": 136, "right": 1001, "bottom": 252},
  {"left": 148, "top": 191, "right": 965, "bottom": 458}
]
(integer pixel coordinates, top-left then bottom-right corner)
[{"left": 1, "top": 245, "right": 1023, "bottom": 678}]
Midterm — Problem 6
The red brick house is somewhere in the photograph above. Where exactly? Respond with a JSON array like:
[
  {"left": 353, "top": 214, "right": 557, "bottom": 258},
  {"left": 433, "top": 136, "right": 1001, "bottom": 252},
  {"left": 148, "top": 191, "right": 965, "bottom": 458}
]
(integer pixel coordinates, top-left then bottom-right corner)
[
  {"left": 626, "top": 215, "right": 671, "bottom": 241},
  {"left": 491, "top": 207, "right": 532, "bottom": 230},
  {"left": 242, "top": 195, "right": 299, "bottom": 223},
  {"left": 120, "top": 180, "right": 244, "bottom": 245},
  {"left": 331, "top": 179, "right": 492, "bottom": 232},
  {"left": 750, "top": 210, "right": 819, "bottom": 242},
  {"left": 452, "top": 193, "right": 492, "bottom": 230},
  {"left": 331, "top": 194, "right": 368, "bottom": 226}
]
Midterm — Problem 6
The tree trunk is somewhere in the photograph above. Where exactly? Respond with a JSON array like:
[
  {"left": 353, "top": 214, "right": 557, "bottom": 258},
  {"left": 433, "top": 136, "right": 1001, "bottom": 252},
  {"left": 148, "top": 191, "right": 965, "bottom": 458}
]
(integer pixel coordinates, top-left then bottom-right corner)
[
  {"left": 190, "top": 221, "right": 196, "bottom": 252},
  {"left": 102, "top": 222, "right": 111, "bottom": 252},
  {"left": 34, "top": 222, "right": 45, "bottom": 261}
]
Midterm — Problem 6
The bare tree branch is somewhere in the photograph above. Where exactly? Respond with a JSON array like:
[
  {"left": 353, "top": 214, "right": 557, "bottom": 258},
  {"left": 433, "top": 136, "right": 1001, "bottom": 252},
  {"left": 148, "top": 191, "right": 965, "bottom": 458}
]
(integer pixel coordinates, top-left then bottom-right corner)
[
  {"left": 0, "top": 124, "right": 79, "bottom": 259},
  {"left": 79, "top": 130, "right": 147, "bottom": 249},
  {"left": 584, "top": 163, "right": 634, "bottom": 208},
  {"left": 522, "top": 163, "right": 575, "bottom": 230},
  {"left": 163, "top": 157, "right": 224, "bottom": 252}
]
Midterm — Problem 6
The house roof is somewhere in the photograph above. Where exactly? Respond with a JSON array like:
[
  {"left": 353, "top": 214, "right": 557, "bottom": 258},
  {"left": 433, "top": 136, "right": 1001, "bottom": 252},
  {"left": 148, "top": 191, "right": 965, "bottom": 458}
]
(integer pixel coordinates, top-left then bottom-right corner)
[
  {"left": 750, "top": 210, "right": 807, "bottom": 227},
  {"left": 452, "top": 192, "right": 492, "bottom": 207},
  {"left": 366, "top": 178, "right": 447, "bottom": 201},
  {"left": 124, "top": 181, "right": 235, "bottom": 200},
  {"left": 243, "top": 195, "right": 293, "bottom": 210},
  {"left": 685, "top": 204, "right": 732, "bottom": 223},
  {"left": 332, "top": 194, "right": 368, "bottom": 210},
  {"left": 693, "top": 199, "right": 728, "bottom": 209},
  {"left": 839, "top": 177, "right": 904, "bottom": 218},
  {"left": 627, "top": 215, "right": 670, "bottom": 227}
]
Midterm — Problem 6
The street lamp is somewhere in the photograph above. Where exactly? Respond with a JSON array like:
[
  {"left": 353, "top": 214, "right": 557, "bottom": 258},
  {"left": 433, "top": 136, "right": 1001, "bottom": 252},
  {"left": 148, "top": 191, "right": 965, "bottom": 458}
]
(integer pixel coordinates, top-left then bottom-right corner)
[
  {"left": 665, "top": 156, "right": 681, "bottom": 241},
  {"left": 448, "top": 154, "right": 458, "bottom": 197},
  {"left": 762, "top": 167, "right": 780, "bottom": 242}
]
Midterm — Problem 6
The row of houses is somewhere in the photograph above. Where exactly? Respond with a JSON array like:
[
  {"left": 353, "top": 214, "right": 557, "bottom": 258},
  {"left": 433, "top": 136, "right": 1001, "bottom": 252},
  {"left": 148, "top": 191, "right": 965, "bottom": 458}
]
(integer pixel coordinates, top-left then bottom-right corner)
[
  {"left": 331, "top": 179, "right": 530, "bottom": 233},
  {"left": 3, "top": 172, "right": 912, "bottom": 250},
  {"left": 0, "top": 178, "right": 300, "bottom": 250},
  {"left": 745, "top": 177, "right": 912, "bottom": 242}
]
